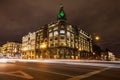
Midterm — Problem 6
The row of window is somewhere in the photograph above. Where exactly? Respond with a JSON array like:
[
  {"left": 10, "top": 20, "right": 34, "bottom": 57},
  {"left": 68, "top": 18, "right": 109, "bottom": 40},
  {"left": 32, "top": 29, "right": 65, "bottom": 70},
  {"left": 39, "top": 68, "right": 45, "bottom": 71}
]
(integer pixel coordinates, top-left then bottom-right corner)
[
  {"left": 49, "top": 37, "right": 74, "bottom": 41},
  {"left": 49, "top": 42, "right": 73, "bottom": 47},
  {"left": 48, "top": 25, "right": 72, "bottom": 31},
  {"left": 49, "top": 31, "right": 72, "bottom": 37},
  {"left": 26, "top": 41, "right": 91, "bottom": 50}
]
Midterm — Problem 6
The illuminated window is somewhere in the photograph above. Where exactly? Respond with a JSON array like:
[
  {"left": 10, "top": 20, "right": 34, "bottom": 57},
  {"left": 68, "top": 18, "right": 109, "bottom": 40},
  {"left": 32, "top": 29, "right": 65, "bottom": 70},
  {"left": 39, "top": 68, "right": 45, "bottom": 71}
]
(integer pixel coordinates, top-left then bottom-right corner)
[
  {"left": 67, "top": 27, "right": 69, "bottom": 30},
  {"left": 51, "top": 24, "right": 55, "bottom": 27},
  {"left": 67, "top": 31, "right": 70, "bottom": 36},
  {"left": 67, "top": 42, "right": 70, "bottom": 47},
  {"left": 67, "top": 25, "right": 72, "bottom": 31},
  {"left": 49, "top": 29, "right": 52, "bottom": 32},
  {"left": 71, "top": 34, "right": 74, "bottom": 37},
  {"left": 49, "top": 24, "right": 55, "bottom": 28},
  {"left": 54, "top": 31, "right": 58, "bottom": 36},
  {"left": 49, "top": 33, "right": 53, "bottom": 37},
  {"left": 54, "top": 27, "right": 58, "bottom": 30},
  {"left": 60, "top": 30, "right": 65, "bottom": 34}
]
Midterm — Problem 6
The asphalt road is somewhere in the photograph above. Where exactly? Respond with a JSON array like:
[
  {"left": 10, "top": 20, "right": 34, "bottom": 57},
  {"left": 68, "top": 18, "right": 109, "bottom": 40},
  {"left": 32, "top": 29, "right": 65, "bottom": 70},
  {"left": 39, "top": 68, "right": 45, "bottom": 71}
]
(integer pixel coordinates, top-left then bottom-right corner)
[{"left": 0, "top": 62, "right": 120, "bottom": 80}]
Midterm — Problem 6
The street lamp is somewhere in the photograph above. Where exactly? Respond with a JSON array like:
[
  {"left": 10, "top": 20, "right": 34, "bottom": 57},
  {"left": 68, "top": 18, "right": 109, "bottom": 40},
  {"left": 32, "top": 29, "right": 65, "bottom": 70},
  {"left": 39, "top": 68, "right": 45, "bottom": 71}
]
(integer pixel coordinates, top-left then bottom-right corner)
[
  {"left": 92, "top": 35, "right": 101, "bottom": 59},
  {"left": 95, "top": 36, "right": 100, "bottom": 41}
]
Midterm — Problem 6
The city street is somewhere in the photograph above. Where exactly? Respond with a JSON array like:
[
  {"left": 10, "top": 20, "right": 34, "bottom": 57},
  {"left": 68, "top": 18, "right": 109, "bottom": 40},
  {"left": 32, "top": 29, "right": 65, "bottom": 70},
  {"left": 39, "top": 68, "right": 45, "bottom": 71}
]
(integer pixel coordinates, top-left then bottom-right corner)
[
  {"left": 0, "top": 60, "right": 120, "bottom": 80},
  {"left": 0, "top": 1, "right": 120, "bottom": 80}
]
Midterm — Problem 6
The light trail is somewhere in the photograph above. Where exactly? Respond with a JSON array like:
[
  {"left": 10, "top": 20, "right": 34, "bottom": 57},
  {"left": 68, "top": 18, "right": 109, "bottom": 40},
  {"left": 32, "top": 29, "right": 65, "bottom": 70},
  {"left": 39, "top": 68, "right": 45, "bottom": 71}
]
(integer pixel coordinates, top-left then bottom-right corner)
[{"left": 0, "top": 59, "right": 120, "bottom": 68}]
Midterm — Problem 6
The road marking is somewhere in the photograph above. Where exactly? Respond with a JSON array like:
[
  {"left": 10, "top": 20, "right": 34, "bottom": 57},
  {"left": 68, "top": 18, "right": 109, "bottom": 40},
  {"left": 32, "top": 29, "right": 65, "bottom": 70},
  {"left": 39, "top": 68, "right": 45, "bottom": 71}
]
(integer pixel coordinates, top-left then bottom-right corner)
[
  {"left": 0, "top": 71, "right": 33, "bottom": 79},
  {"left": 25, "top": 66, "right": 74, "bottom": 77},
  {"left": 67, "top": 68, "right": 110, "bottom": 80}
]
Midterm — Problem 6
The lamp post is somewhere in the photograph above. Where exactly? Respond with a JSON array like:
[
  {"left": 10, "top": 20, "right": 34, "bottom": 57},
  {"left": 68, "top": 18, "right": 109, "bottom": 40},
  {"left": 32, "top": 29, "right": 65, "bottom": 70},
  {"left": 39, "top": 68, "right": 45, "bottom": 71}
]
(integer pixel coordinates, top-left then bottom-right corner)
[{"left": 92, "top": 35, "right": 101, "bottom": 59}]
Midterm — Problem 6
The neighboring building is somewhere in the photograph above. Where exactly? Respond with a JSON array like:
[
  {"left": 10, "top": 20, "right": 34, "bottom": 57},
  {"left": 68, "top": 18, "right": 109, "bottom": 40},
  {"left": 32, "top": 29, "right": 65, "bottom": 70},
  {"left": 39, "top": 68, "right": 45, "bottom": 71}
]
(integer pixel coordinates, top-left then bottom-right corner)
[
  {"left": 108, "top": 51, "right": 115, "bottom": 60},
  {"left": 101, "top": 51, "right": 115, "bottom": 61},
  {"left": 35, "top": 26, "right": 48, "bottom": 59},
  {"left": 22, "top": 4, "right": 93, "bottom": 59},
  {"left": 22, "top": 32, "right": 36, "bottom": 59},
  {"left": 1, "top": 42, "right": 21, "bottom": 58}
]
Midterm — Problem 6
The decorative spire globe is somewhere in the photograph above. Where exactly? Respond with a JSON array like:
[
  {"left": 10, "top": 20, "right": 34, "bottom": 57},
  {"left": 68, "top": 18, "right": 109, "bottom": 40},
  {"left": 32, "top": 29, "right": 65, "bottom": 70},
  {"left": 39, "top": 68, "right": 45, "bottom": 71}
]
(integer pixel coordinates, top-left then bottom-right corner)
[{"left": 57, "top": 4, "right": 67, "bottom": 21}]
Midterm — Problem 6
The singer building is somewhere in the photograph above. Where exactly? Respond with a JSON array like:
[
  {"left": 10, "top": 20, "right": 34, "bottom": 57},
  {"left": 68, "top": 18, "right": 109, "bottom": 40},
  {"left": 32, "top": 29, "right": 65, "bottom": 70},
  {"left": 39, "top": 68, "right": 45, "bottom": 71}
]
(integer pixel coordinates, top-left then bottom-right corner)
[{"left": 22, "top": 5, "right": 93, "bottom": 59}]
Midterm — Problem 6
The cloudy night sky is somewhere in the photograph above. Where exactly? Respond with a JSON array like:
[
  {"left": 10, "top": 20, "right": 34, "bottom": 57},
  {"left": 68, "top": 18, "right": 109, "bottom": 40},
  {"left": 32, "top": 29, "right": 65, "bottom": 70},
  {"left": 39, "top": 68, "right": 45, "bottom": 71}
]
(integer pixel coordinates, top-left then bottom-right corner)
[{"left": 0, "top": 0, "right": 120, "bottom": 56}]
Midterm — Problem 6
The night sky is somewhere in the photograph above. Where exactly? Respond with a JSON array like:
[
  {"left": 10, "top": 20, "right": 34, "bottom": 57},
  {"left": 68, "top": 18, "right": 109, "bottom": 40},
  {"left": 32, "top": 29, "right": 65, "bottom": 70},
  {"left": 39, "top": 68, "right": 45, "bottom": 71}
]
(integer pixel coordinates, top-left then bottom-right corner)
[{"left": 0, "top": 0, "right": 120, "bottom": 56}]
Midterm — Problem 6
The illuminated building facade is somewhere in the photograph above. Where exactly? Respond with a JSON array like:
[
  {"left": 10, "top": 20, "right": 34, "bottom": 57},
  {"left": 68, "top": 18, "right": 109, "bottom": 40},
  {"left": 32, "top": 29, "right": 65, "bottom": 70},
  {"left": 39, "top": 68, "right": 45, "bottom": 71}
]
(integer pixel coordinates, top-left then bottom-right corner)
[
  {"left": 1, "top": 42, "right": 21, "bottom": 58},
  {"left": 22, "top": 32, "right": 36, "bottom": 59},
  {"left": 22, "top": 4, "right": 93, "bottom": 59}
]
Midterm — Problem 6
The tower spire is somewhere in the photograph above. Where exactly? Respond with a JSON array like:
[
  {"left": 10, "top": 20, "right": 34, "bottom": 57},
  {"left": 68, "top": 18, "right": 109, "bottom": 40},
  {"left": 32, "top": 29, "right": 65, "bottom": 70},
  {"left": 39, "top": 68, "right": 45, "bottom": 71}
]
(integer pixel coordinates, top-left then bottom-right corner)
[
  {"left": 57, "top": 4, "right": 67, "bottom": 21},
  {"left": 60, "top": 3, "right": 63, "bottom": 8}
]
